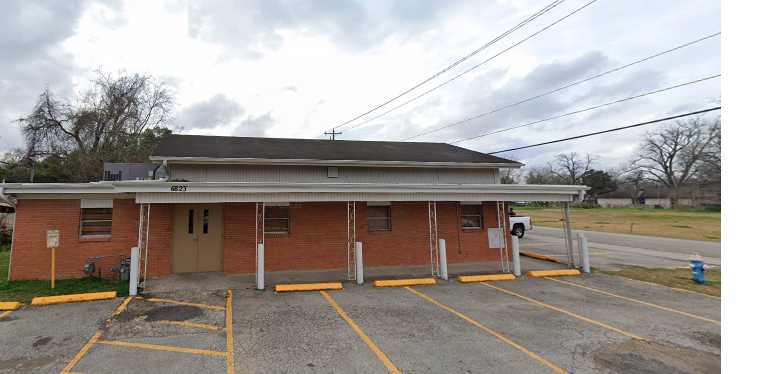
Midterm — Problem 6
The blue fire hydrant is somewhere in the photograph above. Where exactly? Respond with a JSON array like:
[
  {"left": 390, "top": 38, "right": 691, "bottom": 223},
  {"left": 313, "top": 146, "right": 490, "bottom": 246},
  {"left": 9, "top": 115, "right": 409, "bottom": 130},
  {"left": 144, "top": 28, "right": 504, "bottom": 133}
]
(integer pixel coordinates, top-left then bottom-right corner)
[{"left": 690, "top": 259, "right": 706, "bottom": 284}]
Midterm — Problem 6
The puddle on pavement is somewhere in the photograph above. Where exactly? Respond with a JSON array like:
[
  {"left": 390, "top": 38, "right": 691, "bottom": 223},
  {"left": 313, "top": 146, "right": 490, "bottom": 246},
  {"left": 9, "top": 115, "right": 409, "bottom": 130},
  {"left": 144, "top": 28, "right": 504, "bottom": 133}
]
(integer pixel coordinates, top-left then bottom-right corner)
[
  {"left": 32, "top": 336, "right": 52, "bottom": 348},
  {"left": 594, "top": 339, "right": 720, "bottom": 374}
]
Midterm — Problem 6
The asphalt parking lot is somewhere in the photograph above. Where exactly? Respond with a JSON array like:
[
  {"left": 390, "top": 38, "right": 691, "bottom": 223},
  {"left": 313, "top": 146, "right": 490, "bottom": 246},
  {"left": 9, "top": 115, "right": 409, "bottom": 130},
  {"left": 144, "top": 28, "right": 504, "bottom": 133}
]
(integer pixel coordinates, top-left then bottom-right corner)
[{"left": 0, "top": 272, "right": 720, "bottom": 374}]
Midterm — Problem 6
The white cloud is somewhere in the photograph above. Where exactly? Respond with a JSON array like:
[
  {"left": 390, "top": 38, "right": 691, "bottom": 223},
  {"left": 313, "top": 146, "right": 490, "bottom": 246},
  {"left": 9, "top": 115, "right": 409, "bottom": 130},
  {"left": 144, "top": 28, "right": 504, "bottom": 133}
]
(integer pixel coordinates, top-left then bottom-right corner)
[{"left": 0, "top": 0, "right": 720, "bottom": 169}]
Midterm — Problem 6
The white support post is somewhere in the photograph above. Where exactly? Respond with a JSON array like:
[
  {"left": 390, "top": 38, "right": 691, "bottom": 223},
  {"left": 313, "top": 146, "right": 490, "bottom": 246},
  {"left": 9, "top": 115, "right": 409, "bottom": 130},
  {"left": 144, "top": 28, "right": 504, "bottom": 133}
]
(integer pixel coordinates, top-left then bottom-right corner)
[
  {"left": 257, "top": 243, "right": 265, "bottom": 290},
  {"left": 578, "top": 232, "right": 591, "bottom": 274},
  {"left": 129, "top": 246, "right": 140, "bottom": 296},
  {"left": 511, "top": 235, "right": 521, "bottom": 276},
  {"left": 438, "top": 239, "right": 448, "bottom": 281},
  {"left": 562, "top": 202, "right": 575, "bottom": 269},
  {"left": 355, "top": 242, "right": 364, "bottom": 285}
]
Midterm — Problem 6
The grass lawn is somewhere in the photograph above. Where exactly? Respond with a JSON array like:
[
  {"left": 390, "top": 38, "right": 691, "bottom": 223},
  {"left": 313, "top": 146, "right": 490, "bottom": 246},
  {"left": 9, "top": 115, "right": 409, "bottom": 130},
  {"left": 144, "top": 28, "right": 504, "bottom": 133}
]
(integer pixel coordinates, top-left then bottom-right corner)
[
  {"left": 601, "top": 266, "right": 721, "bottom": 297},
  {"left": 516, "top": 206, "right": 720, "bottom": 241},
  {"left": 0, "top": 249, "right": 128, "bottom": 304}
]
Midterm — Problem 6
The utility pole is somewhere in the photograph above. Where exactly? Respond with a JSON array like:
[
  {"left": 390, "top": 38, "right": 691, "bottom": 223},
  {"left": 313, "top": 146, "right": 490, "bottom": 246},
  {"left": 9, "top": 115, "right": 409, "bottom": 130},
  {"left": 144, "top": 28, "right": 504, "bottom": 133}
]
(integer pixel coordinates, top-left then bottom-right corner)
[{"left": 324, "top": 128, "right": 342, "bottom": 140}]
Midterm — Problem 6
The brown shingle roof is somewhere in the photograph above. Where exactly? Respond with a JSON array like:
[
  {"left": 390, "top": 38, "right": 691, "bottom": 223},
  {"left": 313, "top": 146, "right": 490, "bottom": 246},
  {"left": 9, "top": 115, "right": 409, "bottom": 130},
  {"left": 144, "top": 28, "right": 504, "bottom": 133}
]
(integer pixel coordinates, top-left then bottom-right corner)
[{"left": 152, "top": 135, "right": 519, "bottom": 165}]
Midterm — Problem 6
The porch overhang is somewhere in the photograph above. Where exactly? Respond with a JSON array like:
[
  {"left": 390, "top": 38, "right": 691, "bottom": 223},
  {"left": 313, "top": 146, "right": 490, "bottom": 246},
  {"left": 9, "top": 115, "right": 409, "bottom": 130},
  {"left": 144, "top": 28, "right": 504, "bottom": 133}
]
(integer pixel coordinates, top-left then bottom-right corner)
[{"left": 1, "top": 181, "right": 588, "bottom": 203}]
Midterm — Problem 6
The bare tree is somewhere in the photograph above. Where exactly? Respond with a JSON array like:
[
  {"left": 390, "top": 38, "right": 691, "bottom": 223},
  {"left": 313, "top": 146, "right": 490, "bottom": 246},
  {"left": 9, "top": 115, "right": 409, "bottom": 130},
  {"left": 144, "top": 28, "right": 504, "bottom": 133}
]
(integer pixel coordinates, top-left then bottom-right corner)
[
  {"left": 16, "top": 71, "right": 174, "bottom": 181},
  {"left": 549, "top": 152, "right": 593, "bottom": 185},
  {"left": 631, "top": 117, "right": 720, "bottom": 206}
]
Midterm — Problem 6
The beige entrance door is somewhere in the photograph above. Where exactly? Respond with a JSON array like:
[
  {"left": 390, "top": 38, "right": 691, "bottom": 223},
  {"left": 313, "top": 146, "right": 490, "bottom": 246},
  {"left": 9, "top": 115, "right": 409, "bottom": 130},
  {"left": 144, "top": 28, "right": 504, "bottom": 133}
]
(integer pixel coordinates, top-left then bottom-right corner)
[{"left": 172, "top": 204, "right": 224, "bottom": 273}]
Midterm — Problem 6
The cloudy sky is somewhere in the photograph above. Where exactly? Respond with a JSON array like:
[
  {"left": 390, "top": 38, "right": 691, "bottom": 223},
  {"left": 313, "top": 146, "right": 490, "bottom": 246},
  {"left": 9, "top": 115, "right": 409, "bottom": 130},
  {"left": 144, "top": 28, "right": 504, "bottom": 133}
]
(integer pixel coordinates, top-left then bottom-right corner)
[{"left": 0, "top": 0, "right": 720, "bottom": 170}]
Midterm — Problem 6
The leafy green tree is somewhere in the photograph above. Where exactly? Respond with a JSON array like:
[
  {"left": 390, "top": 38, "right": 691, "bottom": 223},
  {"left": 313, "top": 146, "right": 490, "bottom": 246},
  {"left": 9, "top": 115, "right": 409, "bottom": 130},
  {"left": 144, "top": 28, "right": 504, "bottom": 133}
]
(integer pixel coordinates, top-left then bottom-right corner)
[{"left": 581, "top": 169, "right": 617, "bottom": 199}]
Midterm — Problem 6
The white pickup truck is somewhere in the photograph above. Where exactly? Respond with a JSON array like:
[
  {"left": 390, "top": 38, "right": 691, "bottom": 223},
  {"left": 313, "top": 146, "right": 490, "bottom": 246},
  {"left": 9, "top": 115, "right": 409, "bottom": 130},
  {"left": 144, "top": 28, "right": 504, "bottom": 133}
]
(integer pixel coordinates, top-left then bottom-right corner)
[{"left": 508, "top": 214, "right": 533, "bottom": 238}]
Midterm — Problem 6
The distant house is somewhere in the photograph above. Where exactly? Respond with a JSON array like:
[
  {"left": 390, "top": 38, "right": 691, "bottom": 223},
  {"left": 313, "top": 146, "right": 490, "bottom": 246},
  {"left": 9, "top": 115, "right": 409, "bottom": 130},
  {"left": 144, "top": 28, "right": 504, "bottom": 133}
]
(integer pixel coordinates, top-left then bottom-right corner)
[{"left": 1, "top": 135, "right": 586, "bottom": 282}]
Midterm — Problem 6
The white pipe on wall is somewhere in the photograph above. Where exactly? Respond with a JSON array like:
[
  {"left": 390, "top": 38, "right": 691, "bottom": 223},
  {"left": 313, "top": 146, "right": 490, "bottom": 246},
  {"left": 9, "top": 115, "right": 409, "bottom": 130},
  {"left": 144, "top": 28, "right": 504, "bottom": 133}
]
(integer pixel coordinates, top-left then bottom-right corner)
[
  {"left": 438, "top": 239, "right": 448, "bottom": 280},
  {"left": 511, "top": 235, "right": 521, "bottom": 276},
  {"left": 355, "top": 242, "right": 364, "bottom": 285},
  {"left": 257, "top": 243, "right": 265, "bottom": 290},
  {"left": 129, "top": 246, "right": 140, "bottom": 296}
]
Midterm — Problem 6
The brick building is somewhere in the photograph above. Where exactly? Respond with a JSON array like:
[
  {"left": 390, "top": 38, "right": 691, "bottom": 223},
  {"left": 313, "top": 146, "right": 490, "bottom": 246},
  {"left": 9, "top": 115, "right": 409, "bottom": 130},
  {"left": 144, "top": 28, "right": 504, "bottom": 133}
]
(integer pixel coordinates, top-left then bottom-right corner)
[{"left": 0, "top": 135, "right": 586, "bottom": 284}]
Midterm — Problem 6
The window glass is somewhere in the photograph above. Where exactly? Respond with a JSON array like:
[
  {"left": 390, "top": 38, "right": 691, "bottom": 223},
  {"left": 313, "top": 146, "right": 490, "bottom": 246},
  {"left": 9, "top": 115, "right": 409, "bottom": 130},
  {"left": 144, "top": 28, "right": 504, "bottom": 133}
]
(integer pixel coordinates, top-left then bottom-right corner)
[
  {"left": 265, "top": 206, "right": 290, "bottom": 233},
  {"left": 203, "top": 208, "right": 209, "bottom": 234},
  {"left": 367, "top": 206, "right": 391, "bottom": 231},
  {"left": 80, "top": 208, "right": 113, "bottom": 236},
  {"left": 188, "top": 209, "right": 194, "bottom": 234},
  {"left": 461, "top": 204, "right": 483, "bottom": 229}
]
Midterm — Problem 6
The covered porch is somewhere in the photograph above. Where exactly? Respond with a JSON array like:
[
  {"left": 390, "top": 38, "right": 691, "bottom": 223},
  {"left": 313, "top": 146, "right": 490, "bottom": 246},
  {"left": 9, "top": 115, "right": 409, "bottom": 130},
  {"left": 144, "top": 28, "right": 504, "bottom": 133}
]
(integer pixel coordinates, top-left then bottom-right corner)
[{"left": 124, "top": 181, "right": 588, "bottom": 290}]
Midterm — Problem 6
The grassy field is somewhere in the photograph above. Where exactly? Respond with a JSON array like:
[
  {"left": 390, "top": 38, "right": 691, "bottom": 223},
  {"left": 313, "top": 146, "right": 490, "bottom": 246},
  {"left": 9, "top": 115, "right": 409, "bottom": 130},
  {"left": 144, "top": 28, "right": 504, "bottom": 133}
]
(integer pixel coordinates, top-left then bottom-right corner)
[
  {"left": 0, "top": 249, "right": 128, "bottom": 303},
  {"left": 516, "top": 207, "right": 720, "bottom": 241},
  {"left": 602, "top": 267, "right": 721, "bottom": 297}
]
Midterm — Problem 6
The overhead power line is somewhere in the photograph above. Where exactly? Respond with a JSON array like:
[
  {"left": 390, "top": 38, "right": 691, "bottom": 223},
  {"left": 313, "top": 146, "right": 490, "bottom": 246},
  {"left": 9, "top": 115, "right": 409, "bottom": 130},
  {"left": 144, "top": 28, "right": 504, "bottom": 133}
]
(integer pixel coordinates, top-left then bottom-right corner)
[
  {"left": 341, "top": 0, "right": 600, "bottom": 133},
  {"left": 322, "top": 0, "right": 567, "bottom": 134},
  {"left": 449, "top": 74, "right": 721, "bottom": 144},
  {"left": 403, "top": 32, "right": 721, "bottom": 141},
  {"left": 486, "top": 106, "right": 722, "bottom": 154}
]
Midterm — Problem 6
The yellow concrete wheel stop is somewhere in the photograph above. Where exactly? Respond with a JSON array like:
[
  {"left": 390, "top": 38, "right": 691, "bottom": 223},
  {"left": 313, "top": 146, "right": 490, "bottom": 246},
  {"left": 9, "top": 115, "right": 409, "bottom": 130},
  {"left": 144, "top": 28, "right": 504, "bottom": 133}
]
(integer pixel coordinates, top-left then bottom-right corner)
[
  {"left": 374, "top": 278, "right": 436, "bottom": 287},
  {"left": 275, "top": 282, "right": 343, "bottom": 292},
  {"left": 458, "top": 274, "right": 516, "bottom": 283},
  {"left": 0, "top": 301, "right": 23, "bottom": 311},
  {"left": 31, "top": 291, "right": 117, "bottom": 306},
  {"left": 527, "top": 269, "right": 581, "bottom": 277}
]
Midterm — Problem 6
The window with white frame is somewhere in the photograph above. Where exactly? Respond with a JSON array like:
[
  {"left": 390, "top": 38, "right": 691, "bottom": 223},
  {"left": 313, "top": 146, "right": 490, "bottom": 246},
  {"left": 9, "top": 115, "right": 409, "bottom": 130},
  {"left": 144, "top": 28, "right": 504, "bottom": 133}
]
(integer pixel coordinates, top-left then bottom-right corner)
[
  {"left": 80, "top": 199, "right": 113, "bottom": 237},
  {"left": 265, "top": 205, "right": 290, "bottom": 234},
  {"left": 367, "top": 204, "right": 391, "bottom": 231},
  {"left": 460, "top": 203, "right": 483, "bottom": 229}
]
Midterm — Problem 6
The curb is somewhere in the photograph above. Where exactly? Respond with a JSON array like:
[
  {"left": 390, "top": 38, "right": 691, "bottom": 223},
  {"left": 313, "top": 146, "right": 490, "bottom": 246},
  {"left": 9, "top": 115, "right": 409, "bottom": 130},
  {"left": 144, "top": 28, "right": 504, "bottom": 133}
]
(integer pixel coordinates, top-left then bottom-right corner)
[
  {"left": 30, "top": 291, "right": 117, "bottom": 306},
  {"left": 374, "top": 278, "right": 436, "bottom": 287},
  {"left": 275, "top": 282, "right": 343, "bottom": 293},
  {"left": 520, "top": 251, "right": 562, "bottom": 263},
  {"left": 458, "top": 274, "right": 516, "bottom": 283}
]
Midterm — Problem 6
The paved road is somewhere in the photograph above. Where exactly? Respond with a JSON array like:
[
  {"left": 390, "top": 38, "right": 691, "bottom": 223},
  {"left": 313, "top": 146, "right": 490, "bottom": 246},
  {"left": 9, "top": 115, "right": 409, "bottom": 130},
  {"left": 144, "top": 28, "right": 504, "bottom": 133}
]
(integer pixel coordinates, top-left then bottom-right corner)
[{"left": 521, "top": 226, "right": 721, "bottom": 271}]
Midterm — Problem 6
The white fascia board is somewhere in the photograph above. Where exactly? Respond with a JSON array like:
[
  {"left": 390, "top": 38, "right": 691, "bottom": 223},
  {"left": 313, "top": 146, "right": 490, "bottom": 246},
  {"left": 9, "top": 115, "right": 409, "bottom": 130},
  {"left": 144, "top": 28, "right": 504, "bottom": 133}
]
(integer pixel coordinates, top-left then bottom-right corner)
[
  {"left": 148, "top": 156, "right": 523, "bottom": 169},
  {"left": 3, "top": 181, "right": 587, "bottom": 197},
  {"left": 112, "top": 181, "right": 587, "bottom": 196},
  {"left": 1, "top": 182, "right": 116, "bottom": 194}
]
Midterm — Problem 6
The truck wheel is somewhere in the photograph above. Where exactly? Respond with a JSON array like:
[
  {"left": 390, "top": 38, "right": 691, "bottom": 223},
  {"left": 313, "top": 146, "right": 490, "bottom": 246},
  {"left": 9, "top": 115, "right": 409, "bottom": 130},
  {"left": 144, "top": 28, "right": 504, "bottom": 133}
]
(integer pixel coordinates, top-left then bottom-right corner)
[{"left": 512, "top": 223, "right": 525, "bottom": 238}]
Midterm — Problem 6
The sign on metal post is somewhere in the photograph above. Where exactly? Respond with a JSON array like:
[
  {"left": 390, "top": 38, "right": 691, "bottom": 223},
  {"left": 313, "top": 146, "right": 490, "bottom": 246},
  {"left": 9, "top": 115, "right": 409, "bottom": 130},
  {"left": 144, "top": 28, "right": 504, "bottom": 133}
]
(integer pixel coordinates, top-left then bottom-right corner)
[
  {"left": 47, "top": 230, "right": 60, "bottom": 249},
  {"left": 46, "top": 230, "right": 59, "bottom": 289}
]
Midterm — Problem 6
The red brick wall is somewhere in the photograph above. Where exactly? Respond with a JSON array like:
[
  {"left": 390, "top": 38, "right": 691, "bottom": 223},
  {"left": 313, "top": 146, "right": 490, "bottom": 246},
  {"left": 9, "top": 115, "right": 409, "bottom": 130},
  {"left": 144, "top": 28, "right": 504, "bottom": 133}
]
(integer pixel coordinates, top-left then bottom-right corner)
[
  {"left": 10, "top": 199, "right": 140, "bottom": 280},
  {"left": 11, "top": 199, "right": 508, "bottom": 279},
  {"left": 223, "top": 201, "right": 508, "bottom": 274},
  {"left": 145, "top": 204, "right": 172, "bottom": 278}
]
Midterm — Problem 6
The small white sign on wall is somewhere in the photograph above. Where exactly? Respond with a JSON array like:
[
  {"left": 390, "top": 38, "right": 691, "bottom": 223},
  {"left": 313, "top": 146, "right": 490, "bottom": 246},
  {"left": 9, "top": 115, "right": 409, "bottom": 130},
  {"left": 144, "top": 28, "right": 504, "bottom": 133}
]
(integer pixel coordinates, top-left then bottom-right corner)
[
  {"left": 46, "top": 230, "right": 60, "bottom": 249},
  {"left": 487, "top": 228, "right": 505, "bottom": 249}
]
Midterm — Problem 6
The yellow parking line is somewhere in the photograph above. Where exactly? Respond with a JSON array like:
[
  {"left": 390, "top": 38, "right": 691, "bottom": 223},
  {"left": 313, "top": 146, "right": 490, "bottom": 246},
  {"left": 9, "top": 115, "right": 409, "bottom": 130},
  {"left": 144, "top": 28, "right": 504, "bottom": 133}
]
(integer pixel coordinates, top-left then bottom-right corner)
[
  {"left": 96, "top": 339, "right": 227, "bottom": 357},
  {"left": 405, "top": 287, "right": 567, "bottom": 374},
  {"left": 481, "top": 282, "right": 645, "bottom": 341},
  {"left": 0, "top": 310, "right": 11, "bottom": 319},
  {"left": 226, "top": 289, "right": 235, "bottom": 374},
  {"left": 543, "top": 277, "right": 721, "bottom": 325},
  {"left": 143, "top": 297, "right": 226, "bottom": 311},
  {"left": 158, "top": 320, "right": 221, "bottom": 331},
  {"left": 320, "top": 291, "right": 400, "bottom": 374},
  {"left": 113, "top": 297, "right": 133, "bottom": 316},
  {"left": 60, "top": 330, "right": 103, "bottom": 374}
]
